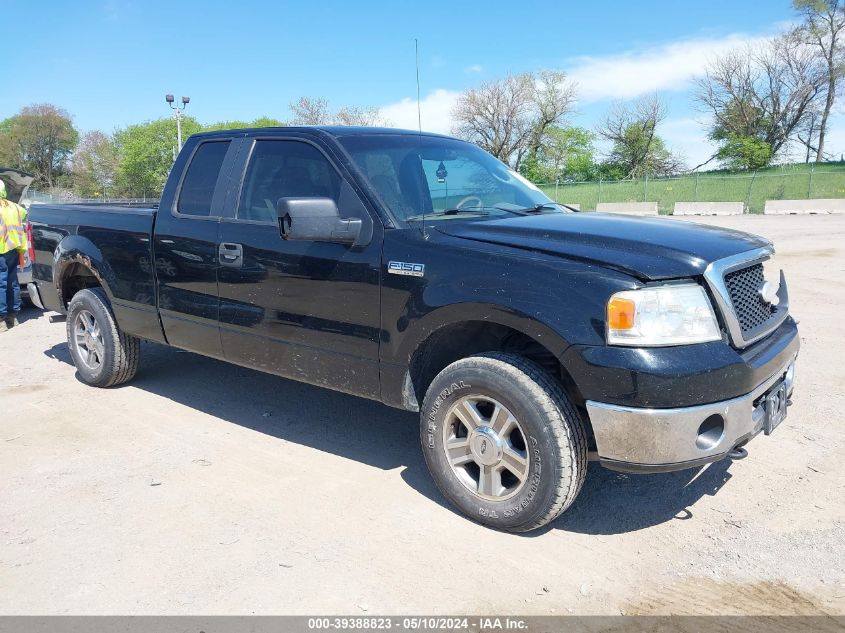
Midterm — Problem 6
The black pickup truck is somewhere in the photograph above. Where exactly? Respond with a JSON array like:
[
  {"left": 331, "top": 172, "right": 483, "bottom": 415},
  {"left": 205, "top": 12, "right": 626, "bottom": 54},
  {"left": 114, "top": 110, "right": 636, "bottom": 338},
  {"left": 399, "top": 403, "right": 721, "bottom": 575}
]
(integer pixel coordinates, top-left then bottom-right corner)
[{"left": 28, "top": 127, "right": 799, "bottom": 532}]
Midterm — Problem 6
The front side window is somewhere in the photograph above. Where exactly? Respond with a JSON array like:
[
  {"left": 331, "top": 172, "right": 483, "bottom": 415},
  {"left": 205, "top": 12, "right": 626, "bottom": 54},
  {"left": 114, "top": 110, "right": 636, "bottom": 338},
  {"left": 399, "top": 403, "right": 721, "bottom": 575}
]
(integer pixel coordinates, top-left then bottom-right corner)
[
  {"left": 338, "top": 134, "right": 559, "bottom": 223},
  {"left": 177, "top": 141, "right": 230, "bottom": 216},
  {"left": 238, "top": 140, "right": 342, "bottom": 222}
]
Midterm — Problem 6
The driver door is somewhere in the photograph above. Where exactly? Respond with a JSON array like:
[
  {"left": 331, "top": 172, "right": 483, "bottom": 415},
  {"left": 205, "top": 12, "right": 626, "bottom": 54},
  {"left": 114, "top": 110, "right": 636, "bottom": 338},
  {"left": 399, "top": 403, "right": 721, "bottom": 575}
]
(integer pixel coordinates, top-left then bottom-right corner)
[{"left": 216, "top": 137, "right": 383, "bottom": 399}]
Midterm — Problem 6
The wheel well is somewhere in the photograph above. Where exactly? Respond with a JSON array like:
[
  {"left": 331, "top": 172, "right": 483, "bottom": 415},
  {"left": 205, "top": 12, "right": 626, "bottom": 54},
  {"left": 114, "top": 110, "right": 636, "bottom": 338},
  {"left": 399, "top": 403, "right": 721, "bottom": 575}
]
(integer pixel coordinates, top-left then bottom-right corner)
[
  {"left": 408, "top": 321, "right": 588, "bottom": 420},
  {"left": 61, "top": 262, "right": 102, "bottom": 307}
]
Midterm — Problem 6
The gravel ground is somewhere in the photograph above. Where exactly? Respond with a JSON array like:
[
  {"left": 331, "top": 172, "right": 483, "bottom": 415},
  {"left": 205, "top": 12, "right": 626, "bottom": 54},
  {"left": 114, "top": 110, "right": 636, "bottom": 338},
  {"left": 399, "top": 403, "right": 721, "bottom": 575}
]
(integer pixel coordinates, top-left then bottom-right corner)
[{"left": 0, "top": 215, "right": 843, "bottom": 615}]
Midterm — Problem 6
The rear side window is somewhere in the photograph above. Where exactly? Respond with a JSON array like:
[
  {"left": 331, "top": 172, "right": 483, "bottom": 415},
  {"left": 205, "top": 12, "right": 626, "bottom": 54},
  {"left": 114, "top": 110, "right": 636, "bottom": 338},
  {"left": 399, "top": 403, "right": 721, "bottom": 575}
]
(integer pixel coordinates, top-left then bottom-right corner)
[{"left": 177, "top": 141, "right": 230, "bottom": 216}]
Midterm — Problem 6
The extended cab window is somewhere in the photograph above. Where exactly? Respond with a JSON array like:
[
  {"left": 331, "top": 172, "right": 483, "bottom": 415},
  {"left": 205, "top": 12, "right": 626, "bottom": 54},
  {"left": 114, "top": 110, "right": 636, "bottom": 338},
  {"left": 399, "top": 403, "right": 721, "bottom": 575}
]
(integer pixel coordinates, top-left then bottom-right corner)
[
  {"left": 177, "top": 141, "right": 230, "bottom": 216},
  {"left": 238, "top": 140, "right": 342, "bottom": 222}
]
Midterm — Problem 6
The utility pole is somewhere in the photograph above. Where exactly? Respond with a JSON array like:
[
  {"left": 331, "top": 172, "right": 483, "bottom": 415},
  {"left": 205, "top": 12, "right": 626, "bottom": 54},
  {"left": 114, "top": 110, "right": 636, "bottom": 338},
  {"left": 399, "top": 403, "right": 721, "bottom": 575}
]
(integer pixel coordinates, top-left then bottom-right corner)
[{"left": 165, "top": 94, "right": 190, "bottom": 152}]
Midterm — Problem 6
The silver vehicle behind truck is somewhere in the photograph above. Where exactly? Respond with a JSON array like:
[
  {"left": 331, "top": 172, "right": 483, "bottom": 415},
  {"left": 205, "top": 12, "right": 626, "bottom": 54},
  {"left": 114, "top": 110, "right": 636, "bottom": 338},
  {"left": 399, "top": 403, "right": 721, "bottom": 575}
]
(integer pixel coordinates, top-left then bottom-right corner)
[{"left": 0, "top": 167, "right": 36, "bottom": 305}]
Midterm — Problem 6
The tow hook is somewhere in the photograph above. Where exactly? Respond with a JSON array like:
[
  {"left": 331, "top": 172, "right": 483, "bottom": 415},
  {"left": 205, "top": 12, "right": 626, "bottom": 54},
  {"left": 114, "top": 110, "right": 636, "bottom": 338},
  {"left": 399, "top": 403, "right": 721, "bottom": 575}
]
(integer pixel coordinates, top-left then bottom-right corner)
[{"left": 728, "top": 447, "right": 748, "bottom": 460}]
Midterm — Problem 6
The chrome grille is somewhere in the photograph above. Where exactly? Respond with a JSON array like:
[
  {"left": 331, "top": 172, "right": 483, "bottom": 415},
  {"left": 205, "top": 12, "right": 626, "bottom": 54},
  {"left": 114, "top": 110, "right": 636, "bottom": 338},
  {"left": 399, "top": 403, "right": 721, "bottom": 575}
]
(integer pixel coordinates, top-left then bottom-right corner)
[
  {"left": 723, "top": 263, "right": 777, "bottom": 334},
  {"left": 703, "top": 247, "right": 788, "bottom": 348}
]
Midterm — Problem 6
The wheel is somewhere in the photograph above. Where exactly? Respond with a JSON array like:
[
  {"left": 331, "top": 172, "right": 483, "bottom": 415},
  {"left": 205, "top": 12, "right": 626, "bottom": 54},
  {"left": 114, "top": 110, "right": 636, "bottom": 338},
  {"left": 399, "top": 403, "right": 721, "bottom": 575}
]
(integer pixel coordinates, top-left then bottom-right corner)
[
  {"left": 420, "top": 352, "right": 587, "bottom": 532},
  {"left": 66, "top": 287, "right": 140, "bottom": 387}
]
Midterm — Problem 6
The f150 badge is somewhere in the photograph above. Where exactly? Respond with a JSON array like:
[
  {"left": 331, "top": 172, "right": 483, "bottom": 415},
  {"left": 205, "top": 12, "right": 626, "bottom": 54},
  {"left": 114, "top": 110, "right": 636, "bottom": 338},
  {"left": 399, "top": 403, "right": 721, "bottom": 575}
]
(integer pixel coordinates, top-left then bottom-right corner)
[{"left": 388, "top": 261, "right": 425, "bottom": 277}]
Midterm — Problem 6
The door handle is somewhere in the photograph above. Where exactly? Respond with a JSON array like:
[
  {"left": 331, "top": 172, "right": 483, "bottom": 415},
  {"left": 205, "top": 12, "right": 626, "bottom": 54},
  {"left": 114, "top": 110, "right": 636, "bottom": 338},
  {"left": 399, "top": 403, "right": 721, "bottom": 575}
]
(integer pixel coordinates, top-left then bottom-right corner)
[{"left": 219, "top": 242, "right": 243, "bottom": 267}]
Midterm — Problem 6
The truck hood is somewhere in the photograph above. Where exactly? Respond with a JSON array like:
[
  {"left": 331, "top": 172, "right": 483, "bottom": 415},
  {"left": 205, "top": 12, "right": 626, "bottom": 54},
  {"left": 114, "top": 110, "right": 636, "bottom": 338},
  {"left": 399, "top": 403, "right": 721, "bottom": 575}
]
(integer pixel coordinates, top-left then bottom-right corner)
[{"left": 435, "top": 212, "right": 771, "bottom": 281}]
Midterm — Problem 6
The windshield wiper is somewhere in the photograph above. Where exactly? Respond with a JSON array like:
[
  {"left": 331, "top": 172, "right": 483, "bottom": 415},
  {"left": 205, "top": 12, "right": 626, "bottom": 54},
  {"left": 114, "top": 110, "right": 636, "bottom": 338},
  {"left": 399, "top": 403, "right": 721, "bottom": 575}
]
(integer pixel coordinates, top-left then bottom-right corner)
[
  {"left": 406, "top": 206, "right": 493, "bottom": 221},
  {"left": 504, "top": 202, "right": 575, "bottom": 214},
  {"left": 441, "top": 207, "right": 490, "bottom": 216},
  {"left": 405, "top": 208, "right": 490, "bottom": 222},
  {"left": 405, "top": 205, "right": 539, "bottom": 222}
]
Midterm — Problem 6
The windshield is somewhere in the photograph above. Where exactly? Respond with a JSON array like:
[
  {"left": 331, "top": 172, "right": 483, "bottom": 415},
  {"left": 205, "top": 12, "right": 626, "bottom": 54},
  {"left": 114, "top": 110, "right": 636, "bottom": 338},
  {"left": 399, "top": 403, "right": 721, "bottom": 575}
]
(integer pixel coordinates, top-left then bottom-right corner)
[{"left": 337, "top": 134, "right": 561, "bottom": 223}]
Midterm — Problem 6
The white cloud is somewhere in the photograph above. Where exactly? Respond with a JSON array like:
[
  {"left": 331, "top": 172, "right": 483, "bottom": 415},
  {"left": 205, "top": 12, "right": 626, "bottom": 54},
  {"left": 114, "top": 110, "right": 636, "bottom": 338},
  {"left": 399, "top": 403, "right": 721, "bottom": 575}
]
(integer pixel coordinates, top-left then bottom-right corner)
[
  {"left": 567, "top": 33, "right": 772, "bottom": 102},
  {"left": 465, "top": 64, "right": 483, "bottom": 73},
  {"left": 380, "top": 89, "right": 459, "bottom": 134}
]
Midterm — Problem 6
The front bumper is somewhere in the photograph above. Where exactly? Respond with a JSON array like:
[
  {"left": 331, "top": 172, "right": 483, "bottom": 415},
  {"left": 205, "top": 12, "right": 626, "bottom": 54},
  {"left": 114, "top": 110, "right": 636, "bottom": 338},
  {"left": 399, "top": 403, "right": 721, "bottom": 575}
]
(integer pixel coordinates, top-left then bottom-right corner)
[{"left": 586, "top": 354, "right": 797, "bottom": 473}]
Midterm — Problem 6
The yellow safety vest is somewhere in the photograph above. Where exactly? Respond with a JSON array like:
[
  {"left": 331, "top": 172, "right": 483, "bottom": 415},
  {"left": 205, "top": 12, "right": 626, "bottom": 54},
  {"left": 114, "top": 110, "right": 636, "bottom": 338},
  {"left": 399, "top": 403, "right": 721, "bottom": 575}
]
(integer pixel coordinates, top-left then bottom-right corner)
[{"left": 0, "top": 200, "right": 28, "bottom": 255}]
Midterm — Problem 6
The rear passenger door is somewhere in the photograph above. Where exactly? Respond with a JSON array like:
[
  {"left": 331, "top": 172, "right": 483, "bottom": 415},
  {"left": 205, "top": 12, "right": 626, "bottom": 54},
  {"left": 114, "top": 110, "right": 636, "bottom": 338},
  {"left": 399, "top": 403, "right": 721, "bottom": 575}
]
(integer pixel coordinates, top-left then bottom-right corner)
[
  {"left": 216, "top": 137, "right": 383, "bottom": 398},
  {"left": 154, "top": 138, "right": 239, "bottom": 359}
]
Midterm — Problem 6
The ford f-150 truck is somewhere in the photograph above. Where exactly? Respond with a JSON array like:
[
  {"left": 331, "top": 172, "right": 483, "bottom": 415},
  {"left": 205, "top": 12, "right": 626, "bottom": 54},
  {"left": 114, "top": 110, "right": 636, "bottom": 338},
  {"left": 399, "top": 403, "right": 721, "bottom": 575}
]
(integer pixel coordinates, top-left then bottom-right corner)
[{"left": 28, "top": 127, "right": 798, "bottom": 532}]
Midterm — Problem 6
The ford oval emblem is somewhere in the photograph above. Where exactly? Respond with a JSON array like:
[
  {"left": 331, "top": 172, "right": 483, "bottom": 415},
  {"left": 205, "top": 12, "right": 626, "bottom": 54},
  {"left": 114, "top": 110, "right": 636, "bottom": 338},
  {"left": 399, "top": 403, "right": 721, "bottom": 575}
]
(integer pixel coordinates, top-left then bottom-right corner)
[{"left": 758, "top": 280, "right": 780, "bottom": 306}]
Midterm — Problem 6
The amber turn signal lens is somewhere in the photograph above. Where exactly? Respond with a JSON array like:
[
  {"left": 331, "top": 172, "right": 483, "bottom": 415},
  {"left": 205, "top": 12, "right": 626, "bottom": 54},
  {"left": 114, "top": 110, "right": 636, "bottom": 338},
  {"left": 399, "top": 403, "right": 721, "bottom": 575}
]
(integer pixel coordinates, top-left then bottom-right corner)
[{"left": 608, "top": 297, "right": 636, "bottom": 330}]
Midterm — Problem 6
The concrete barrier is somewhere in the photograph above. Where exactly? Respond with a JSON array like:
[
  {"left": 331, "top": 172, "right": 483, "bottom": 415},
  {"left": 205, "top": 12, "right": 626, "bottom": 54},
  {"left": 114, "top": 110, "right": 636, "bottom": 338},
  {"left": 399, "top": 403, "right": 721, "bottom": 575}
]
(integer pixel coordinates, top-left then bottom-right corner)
[
  {"left": 596, "top": 202, "right": 659, "bottom": 216},
  {"left": 673, "top": 202, "right": 744, "bottom": 216},
  {"left": 764, "top": 199, "right": 845, "bottom": 215}
]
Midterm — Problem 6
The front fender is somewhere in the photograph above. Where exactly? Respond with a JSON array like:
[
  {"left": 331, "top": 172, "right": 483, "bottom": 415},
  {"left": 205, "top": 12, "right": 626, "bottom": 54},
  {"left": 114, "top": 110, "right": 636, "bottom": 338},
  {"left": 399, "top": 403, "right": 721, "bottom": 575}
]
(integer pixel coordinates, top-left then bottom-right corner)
[
  {"left": 394, "top": 302, "right": 573, "bottom": 363},
  {"left": 379, "top": 228, "right": 644, "bottom": 410}
]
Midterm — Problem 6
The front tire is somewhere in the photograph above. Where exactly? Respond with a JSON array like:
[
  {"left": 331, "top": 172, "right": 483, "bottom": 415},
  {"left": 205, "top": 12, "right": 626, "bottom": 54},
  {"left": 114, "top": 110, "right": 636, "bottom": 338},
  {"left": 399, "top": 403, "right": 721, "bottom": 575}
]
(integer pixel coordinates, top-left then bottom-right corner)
[
  {"left": 420, "top": 352, "right": 587, "bottom": 532},
  {"left": 66, "top": 288, "right": 140, "bottom": 387}
]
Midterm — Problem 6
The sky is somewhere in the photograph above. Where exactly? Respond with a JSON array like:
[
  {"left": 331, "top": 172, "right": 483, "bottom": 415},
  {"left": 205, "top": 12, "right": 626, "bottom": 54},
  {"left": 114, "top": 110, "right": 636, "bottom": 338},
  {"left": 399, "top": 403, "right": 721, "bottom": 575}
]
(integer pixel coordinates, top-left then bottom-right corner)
[{"left": 3, "top": 0, "right": 843, "bottom": 168}]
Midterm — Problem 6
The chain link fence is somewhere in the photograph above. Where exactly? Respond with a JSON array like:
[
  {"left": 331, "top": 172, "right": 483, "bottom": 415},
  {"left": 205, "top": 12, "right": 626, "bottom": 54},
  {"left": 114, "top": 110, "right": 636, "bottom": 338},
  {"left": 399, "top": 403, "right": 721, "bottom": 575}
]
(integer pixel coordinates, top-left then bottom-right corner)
[
  {"left": 539, "top": 163, "right": 845, "bottom": 214},
  {"left": 26, "top": 190, "right": 161, "bottom": 206}
]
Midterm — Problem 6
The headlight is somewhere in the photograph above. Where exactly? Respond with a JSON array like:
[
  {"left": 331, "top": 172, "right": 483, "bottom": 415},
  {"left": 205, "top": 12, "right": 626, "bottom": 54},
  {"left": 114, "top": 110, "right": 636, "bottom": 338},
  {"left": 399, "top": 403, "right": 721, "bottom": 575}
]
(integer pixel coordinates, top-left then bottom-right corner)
[{"left": 607, "top": 283, "right": 721, "bottom": 346}]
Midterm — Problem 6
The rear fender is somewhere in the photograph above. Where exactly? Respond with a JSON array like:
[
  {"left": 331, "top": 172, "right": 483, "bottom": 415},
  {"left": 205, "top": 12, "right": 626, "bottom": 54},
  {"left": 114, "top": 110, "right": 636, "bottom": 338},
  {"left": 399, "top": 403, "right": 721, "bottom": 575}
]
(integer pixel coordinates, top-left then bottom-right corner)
[{"left": 53, "top": 235, "right": 117, "bottom": 309}]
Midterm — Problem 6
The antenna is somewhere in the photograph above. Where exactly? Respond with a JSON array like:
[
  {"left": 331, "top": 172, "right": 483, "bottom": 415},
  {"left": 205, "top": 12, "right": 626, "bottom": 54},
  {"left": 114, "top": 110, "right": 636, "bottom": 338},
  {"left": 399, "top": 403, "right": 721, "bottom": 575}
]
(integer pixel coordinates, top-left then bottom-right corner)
[
  {"left": 415, "top": 38, "right": 422, "bottom": 134},
  {"left": 415, "top": 38, "right": 428, "bottom": 239}
]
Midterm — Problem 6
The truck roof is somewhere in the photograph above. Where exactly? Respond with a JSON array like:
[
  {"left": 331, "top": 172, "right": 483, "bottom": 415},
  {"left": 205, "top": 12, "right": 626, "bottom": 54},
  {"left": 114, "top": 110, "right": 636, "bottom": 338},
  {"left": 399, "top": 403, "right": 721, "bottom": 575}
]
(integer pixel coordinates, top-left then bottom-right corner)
[{"left": 190, "top": 125, "right": 452, "bottom": 142}]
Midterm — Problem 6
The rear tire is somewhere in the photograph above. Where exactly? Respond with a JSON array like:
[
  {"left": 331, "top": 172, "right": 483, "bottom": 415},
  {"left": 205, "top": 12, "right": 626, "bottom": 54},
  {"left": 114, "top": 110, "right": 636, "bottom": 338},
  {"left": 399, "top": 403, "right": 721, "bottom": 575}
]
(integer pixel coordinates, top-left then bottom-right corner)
[
  {"left": 66, "top": 288, "right": 140, "bottom": 387},
  {"left": 420, "top": 352, "right": 587, "bottom": 532}
]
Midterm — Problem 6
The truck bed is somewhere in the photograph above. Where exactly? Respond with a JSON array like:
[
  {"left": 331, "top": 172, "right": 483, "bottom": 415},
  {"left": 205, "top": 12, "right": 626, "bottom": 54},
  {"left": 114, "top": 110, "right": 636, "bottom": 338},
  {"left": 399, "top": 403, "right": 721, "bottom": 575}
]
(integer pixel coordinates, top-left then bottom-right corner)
[{"left": 28, "top": 202, "right": 164, "bottom": 343}]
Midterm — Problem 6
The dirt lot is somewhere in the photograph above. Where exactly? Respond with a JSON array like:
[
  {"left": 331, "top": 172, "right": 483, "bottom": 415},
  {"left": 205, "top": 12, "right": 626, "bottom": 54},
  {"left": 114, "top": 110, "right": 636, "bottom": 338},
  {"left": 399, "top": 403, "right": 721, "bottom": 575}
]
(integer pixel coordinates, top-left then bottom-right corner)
[{"left": 1, "top": 215, "right": 843, "bottom": 615}]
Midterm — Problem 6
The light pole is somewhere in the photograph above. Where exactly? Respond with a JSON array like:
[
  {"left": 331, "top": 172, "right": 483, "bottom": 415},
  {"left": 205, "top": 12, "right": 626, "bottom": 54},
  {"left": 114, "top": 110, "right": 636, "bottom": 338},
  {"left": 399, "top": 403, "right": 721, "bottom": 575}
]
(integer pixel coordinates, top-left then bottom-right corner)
[{"left": 165, "top": 94, "right": 190, "bottom": 152}]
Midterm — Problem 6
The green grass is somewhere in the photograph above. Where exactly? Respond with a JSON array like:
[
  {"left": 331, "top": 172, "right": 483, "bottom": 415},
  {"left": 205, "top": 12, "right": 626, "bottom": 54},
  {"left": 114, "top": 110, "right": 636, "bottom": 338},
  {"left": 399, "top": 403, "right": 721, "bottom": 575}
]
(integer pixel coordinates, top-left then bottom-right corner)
[{"left": 539, "top": 162, "right": 845, "bottom": 214}]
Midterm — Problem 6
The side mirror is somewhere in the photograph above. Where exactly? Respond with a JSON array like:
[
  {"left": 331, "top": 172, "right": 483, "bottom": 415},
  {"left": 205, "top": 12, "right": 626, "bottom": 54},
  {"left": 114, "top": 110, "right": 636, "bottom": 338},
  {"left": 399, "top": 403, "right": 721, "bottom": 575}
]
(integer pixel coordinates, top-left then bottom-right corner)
[{"left": 276, "top": 197, "right": 363, "bottom": 245}]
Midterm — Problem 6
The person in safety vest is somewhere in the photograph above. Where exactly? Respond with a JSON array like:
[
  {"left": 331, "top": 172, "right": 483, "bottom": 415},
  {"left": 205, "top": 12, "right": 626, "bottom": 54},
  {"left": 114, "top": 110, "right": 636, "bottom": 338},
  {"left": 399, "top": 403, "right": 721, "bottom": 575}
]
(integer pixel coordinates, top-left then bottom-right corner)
[{"left": 0, "top": 179, "right": 28, "bottom": 332}]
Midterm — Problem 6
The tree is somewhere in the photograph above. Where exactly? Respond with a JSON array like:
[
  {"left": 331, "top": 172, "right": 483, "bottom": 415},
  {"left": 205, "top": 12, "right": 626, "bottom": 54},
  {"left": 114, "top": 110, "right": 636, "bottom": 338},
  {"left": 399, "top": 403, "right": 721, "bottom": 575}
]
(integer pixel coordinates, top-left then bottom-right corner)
[
  {"left": 250, "top": 117, "right": 287, "bottom": 128},
  {"left": 597, "top": 96, "right": 684, "bottom": 178},
  {"left": 70, "top": 131, "right": 119, "bottom": 197},
  {"left": 0, "top": 104, "right": 79, "bottom": 188},
  {"left": 793, "top": 0, "right": 845, "bottom": 161},
  {"left": 289, "top": 97, "right": 332, "bottom": 125},
  {"left": 203, "top": 117, "right": 286, "bottom": 131},
  {"left": 335, "top": 106, "right": 390, "bottom": 126},
  {"left": 113, "top": 116, "right": 203, "bottom": 195},
  {"left": 520, "top": 126, "right": 596, "bottom": 182},
  {"left": 289, "top": 97, "right": 389, "bottom": 127},
  {"left": 795, "top": 105, "right": 825, "bottom": 162},
  {"left": 526, "top": 71, "right": 580, "bottom": 163},
  {"left": 696, "top": 33, "right": 827, "bottom": 167},
  {"left": 715, "top": 134, "right": 774, "bottom": 170},
  {"left": 451, "top": 71, "right": 577, "bottom": 168}
]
